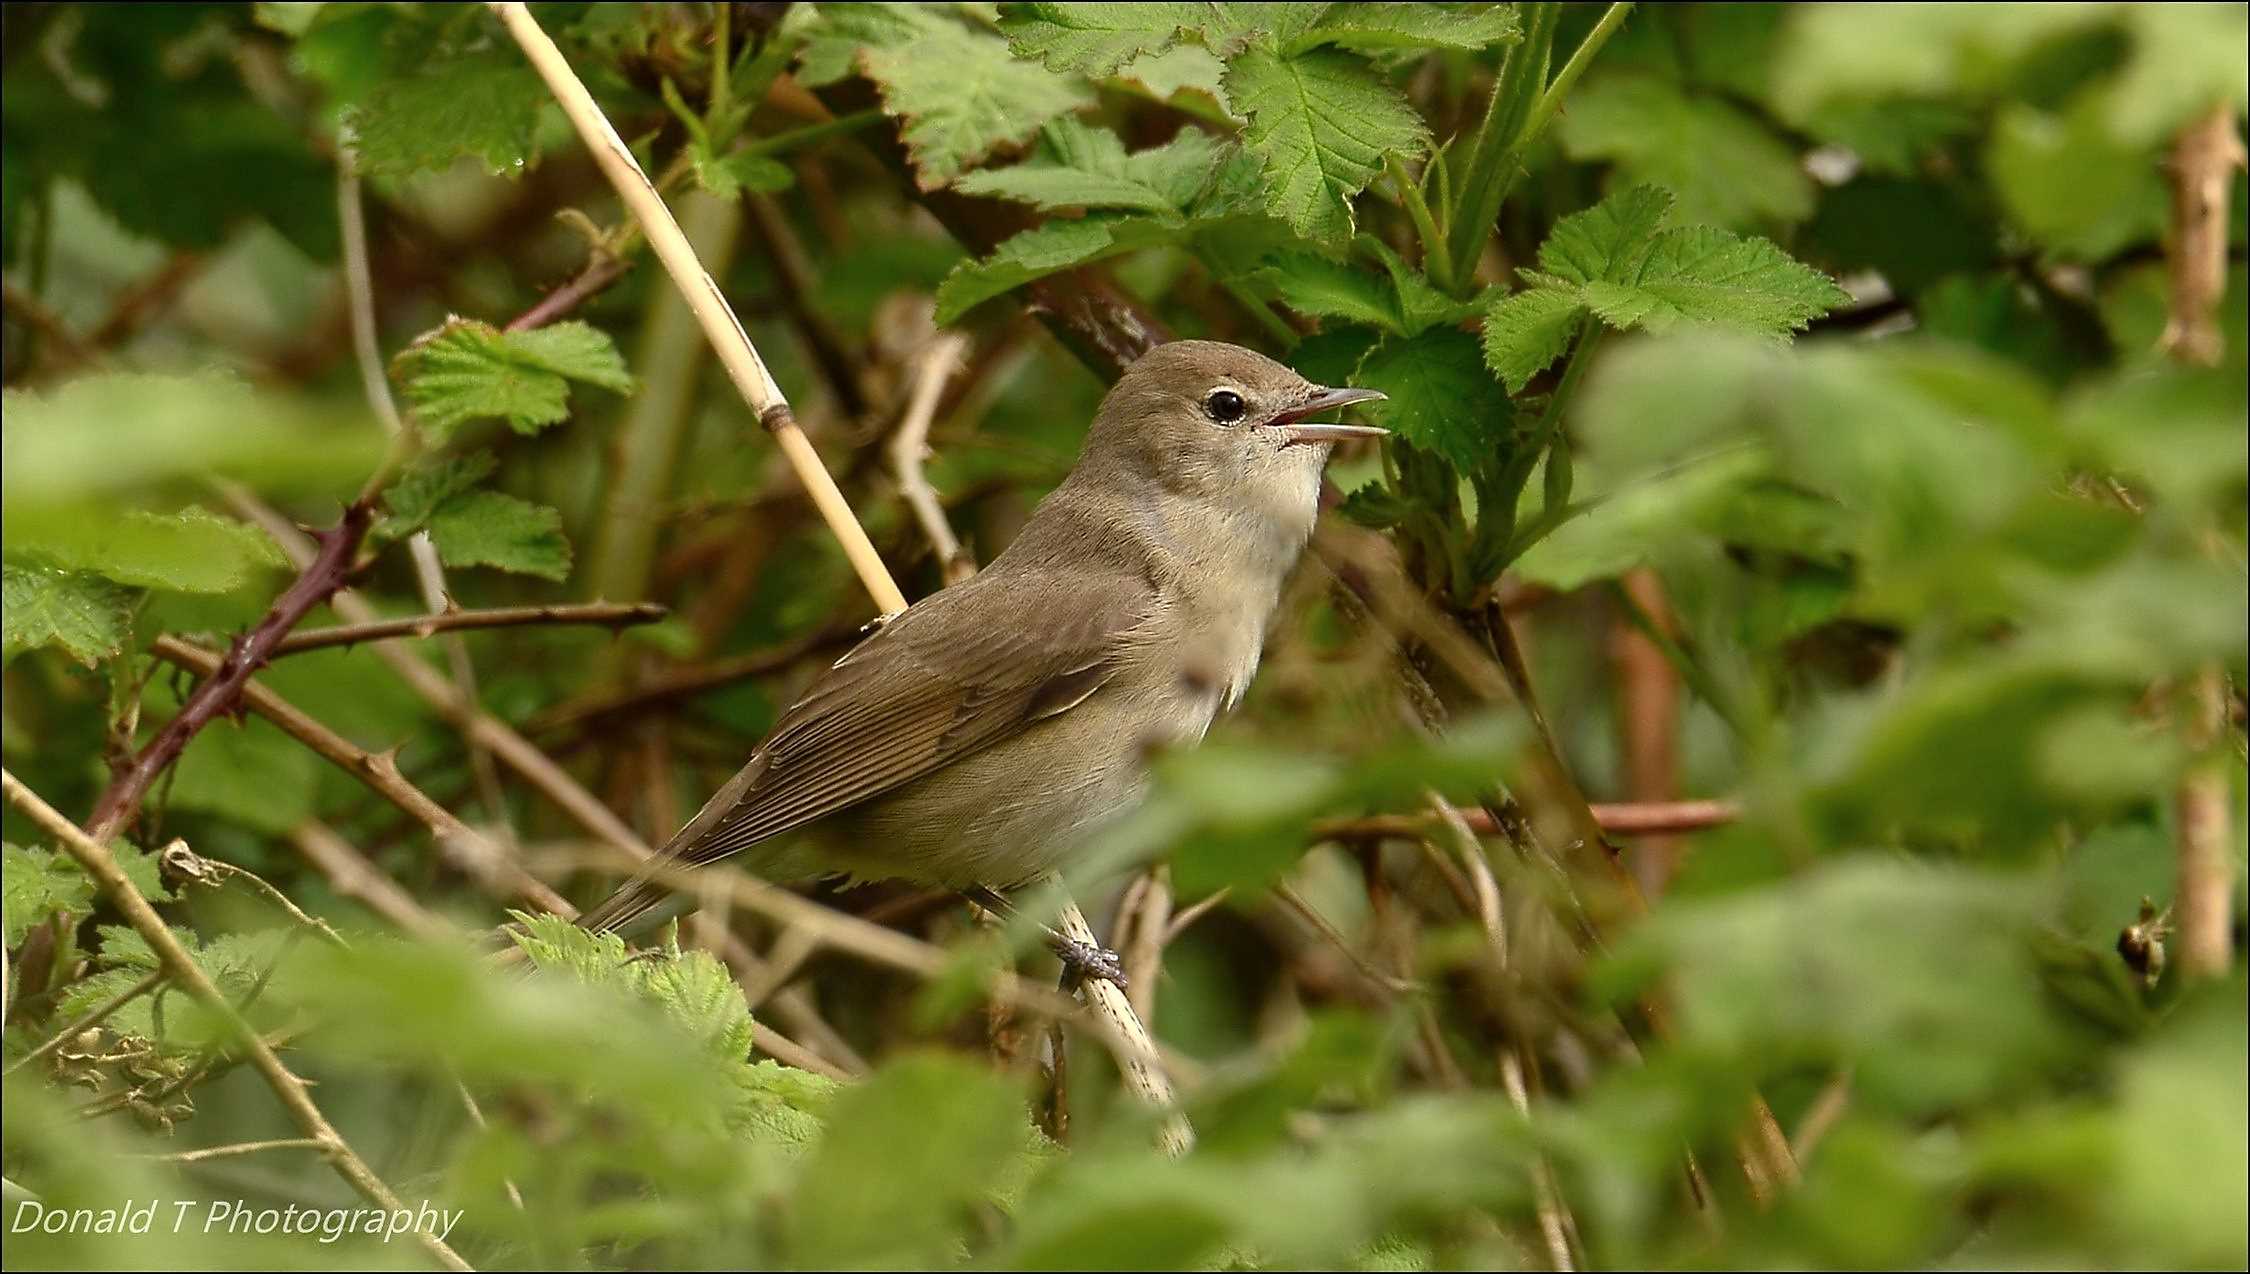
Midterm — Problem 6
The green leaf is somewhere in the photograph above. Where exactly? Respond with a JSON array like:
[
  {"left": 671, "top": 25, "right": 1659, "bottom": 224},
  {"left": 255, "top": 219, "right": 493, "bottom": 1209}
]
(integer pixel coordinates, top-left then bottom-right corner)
[
  {"left": 3, "top": 843, "right": 94, "bottom": 946},
  {"left": 999, "top": 3, "right": 1207, "bottom": 77},
  {"left": 1604, "top": 860, "right": 2064, "bottom": 1113},
  {"left": 1354, "top": 329, "right": 1512, "bottom": 473},
  {"left": 379, "top": 452, "right": 499, "bottom": 541},
  {"left": 1536, "top": 184, "right": 1677, "bottom": 286},
  {"left": 955, "top": 118, "right": 1221, "bottom": 213},
  {"left": 1257, "top": 252, "right": 1403, "bottom": 331},
  {"left": 1294, "top": 3, "right": 1522, "bottom": 55},
  {"left": 1559, "top": 74, "right": 1814, "bottom": 229},
  {"left": 346, "top": 52, "right": 549, "bottom": 179},
  {"left": 427, "top": 490, "right": 572, "bottom": 581},
  {"left": 8, "top": 507, "right": 283, "bottom": 595},
  {"left": 934, "top": 215, "right": 1181, "bottom": 324},
  {"left": 1987, "top": 99, "right": 2168, "bottom": 261},
  {"left": 1580, "top": 226, "right": 1852, "bottom": 335},
  {"left": 1482, "top": 287, "right": 1586, "bottom": 392},
  {"left": 790, "top": 1053, "right": 1036, "bottom": 1267},
  {"left": 1489, "top": 186, "right": 1848, "bottom": 376},
  {"left": 841, "top": 7, "right": 1097, "bottom": 190},
  {"left": 1, "top": 373, "right": 383, "bottom": 518},
  {"left": 693, "top": 147, "right": 795, "bottom": 199},
  {"left": 1224, "top": 47, "right": 1428, "bottom": 242},
  {"left": 396, "top": 318, "right": 634, "bottom": 440},
  {"left": 2, "top": 565, "right": 133, "bottom": 667}
]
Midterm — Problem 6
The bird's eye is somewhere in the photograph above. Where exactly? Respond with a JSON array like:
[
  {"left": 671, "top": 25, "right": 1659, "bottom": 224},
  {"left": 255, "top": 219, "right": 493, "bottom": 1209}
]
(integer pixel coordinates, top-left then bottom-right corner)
[{"left": 1204, "top": 389, "right": 1246, "bottom": 424}]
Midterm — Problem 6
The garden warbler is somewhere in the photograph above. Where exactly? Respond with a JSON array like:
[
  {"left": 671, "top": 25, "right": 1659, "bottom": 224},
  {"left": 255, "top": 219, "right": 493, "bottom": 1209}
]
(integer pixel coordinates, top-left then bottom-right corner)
[{"left": 577, "top": 341, "right": 1384, "bottom": 943}]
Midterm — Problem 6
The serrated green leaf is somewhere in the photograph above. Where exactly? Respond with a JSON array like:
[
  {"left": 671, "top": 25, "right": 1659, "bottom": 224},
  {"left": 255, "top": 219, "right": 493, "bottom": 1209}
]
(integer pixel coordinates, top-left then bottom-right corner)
[
  {"left": 956, "top": 119, "right": 1221, "bottom": 213},
  {"left": 1482, "top": 287, "right": 1587, "bottom": 392},
  {"left": 1559, "top": 74, "right": 1814, "bottom": 230},
  {"left": 1538, "top": 184, "right": 1677, "bottom": 285},
  {"left": 8, "top": 507, "right": 282, "bottom": 595},
  {"left": 935, "top": 215, "right": 1182, "bottom": 324},
  {"left": 843, "top": 7, "right": 1097, "bottom": 190},
  {"left": 346, "top": 52, "right": 548, "bottom": 179},
  {"left": 1115, "top": 45, "right": 1231, "bottom": 113},
  {"left": 1294, "top": 3, "right": 1522, "bottom": 55},
  {"left": 1224, "top": 47, "right": 1428, "bottom": 242},
  {"left": 1257, "top": 252, "right": 1402, "bottom": 330},
  {"left": 397, "top": 318, "right": 633, "bottom": 439},
  {"left": 4, "top": 843, "right": 94, "bottom": 946},
  {"left": 1585, "top": 226, "right": 1851, "bottom": 334},
  {"left": 1496, "top": 186, "right": 1848, "bottom": 365},
  {"left": 427, "top": 490, "right": 572, "bottom": 581},
  {"left": 2, "top": 564, "right": 133, "bottom": 667},
  {"left": 999, "top": 3, "right": 1207, "bottom": 77},
  {"left": 379, "top": 452, "right": 499, "bottom": 541},
  {"left": 1355, "top": 328, "right": 1512, "bottom": 473}
]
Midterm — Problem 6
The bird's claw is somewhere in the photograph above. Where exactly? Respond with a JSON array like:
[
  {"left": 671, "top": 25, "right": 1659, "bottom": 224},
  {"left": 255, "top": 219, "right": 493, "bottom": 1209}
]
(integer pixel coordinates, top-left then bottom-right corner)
[{"left": 1046, "top": 934, "right": 1128, "bottom": 990}]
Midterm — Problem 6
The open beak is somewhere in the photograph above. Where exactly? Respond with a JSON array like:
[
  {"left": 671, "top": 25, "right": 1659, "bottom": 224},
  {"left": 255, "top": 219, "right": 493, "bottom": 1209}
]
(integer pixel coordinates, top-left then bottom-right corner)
[{"left": 1266, "top": 386, "right": 1389, "bottom": 447}]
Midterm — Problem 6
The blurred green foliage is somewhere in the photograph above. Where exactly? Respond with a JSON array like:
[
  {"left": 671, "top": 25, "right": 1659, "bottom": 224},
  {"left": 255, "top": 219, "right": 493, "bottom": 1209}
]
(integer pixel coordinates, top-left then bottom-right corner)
[{"left": 3, "top": 3, "right": 2244, "bottom": 1271}]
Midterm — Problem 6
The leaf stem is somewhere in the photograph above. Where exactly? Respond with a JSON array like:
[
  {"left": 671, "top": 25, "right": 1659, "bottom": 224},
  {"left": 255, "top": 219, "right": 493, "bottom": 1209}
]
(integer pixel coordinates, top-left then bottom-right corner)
[
  {"left": 1520, "top": 2, "right": 1633, "bottom": 162},
  {"left": 1388, "top": 154, "right": 1456, "bottom": 294}
]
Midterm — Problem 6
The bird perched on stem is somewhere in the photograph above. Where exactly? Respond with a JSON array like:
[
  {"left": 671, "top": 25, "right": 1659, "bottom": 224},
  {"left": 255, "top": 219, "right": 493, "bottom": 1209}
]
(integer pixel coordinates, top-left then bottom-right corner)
[{"left": 577, "top": 341, "right": 1384, "bottom": 973}]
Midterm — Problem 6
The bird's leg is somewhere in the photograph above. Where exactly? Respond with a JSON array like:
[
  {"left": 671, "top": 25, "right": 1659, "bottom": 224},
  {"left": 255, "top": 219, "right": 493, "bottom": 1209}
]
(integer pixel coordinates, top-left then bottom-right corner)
[{"left": 962, "top": 885, "right": 1128, "bottom": 990}]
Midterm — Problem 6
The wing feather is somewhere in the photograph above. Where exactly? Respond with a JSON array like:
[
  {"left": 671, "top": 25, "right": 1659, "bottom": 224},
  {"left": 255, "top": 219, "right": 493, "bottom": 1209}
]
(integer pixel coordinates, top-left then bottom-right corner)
[{"left": 576, "top": 569, "right": 1152, "bottom": 934}]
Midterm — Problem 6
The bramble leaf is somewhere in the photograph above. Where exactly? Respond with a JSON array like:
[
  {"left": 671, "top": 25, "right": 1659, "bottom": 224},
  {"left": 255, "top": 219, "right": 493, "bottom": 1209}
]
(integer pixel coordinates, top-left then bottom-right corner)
[
  {"left": 955, "top": 119, "right": 1221, "bottom": 213},
  {"left": 396, "top": 318, "right": 633, "bottom": 440},
  {"left": 935, "top": 215, "right": 1181, "bottom": 323},
  {"left": 379, "top": 452, "right": 500, "bottom": 541},
  {"left": 1482, "top": 287, "right": 1587, "bottom": 393},
  {"left": 426, "top": 490, "right": 572, "bottom": 581},
  {"left": 1355, "top": 328, "right": 1512, "bottom": 473},
  {"left": 3, "top": 843, "right": 94, "bottom": 946},
  {"left": 1224, "top": 47, "right": 1427, "bottom": 242},
  {"left": 1293, "top": 3, "right": 1522, "bottom": 55},
  {"left": 346, "top": 52, "right": 549, "bottom": 179},
  {"left": 7, "top": 507, "right": 283, "bottom": 595},
  {"left": 998, "top": 3, "right": 1207, "bottom": 77},
  {"left": 1, "top": 565, "right": 133, "bottom": 667},
  {"left": 1485, "top": 186, "right": 1848, "bottom": 388},
  {"left": 841, "top": 7, "right": 1096, "bottom": 190}
]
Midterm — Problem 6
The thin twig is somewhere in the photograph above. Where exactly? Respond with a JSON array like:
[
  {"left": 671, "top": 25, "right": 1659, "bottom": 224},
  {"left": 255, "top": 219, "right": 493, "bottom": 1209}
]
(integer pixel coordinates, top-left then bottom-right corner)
[
  {"left": 150, "top": 636, "right": 572, "bottom": 917},
  {"left": 1315, "top": 800, "right": 1741, "bottom": 843},
  {"left": 2158, "top": 104, "right": 2245, "bottom": 366},
  {"left": 887, "top": 332, "right": 975, "bottom": 586},
  {"left": 1121, "top": 865, "right": 1173, "bottom": 1025},
  {"left": 147, "top": 1138, "right": 328, "bottom": 1165},
  {"left": 271, "top": 602, "right": 668, "bottom": 656},
  {"left": 3, "top": 770, "right": 474, "bottom": 1274},
  {"left": 1501, "top": 1050, "right": 1580, "bottom": 1272}
]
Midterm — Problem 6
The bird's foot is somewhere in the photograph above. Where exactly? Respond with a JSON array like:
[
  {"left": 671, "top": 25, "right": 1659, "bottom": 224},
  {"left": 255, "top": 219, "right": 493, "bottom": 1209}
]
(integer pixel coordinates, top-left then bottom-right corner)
[{"left": 1044, "top": 932, "right": 1129, "bottom": 991}]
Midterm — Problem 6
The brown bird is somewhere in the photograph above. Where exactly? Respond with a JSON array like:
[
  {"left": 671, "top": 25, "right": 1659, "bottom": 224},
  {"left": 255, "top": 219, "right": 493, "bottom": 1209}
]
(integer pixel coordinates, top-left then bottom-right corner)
[{"left": 577, "top": 341, "right": 1384, "bottom": 956}]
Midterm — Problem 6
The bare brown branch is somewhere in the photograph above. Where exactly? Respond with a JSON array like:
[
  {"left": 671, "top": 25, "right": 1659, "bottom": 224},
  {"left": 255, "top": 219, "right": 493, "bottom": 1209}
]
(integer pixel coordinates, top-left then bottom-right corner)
[{"left": 271, "top": 602, "right": 668, "bottom": 657}]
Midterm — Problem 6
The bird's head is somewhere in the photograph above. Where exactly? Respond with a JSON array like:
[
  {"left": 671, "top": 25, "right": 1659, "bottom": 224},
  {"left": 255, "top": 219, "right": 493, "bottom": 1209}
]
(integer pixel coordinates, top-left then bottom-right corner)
[{"left": 1080, "top": 340, "right": 1386, "bottom": 511}]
